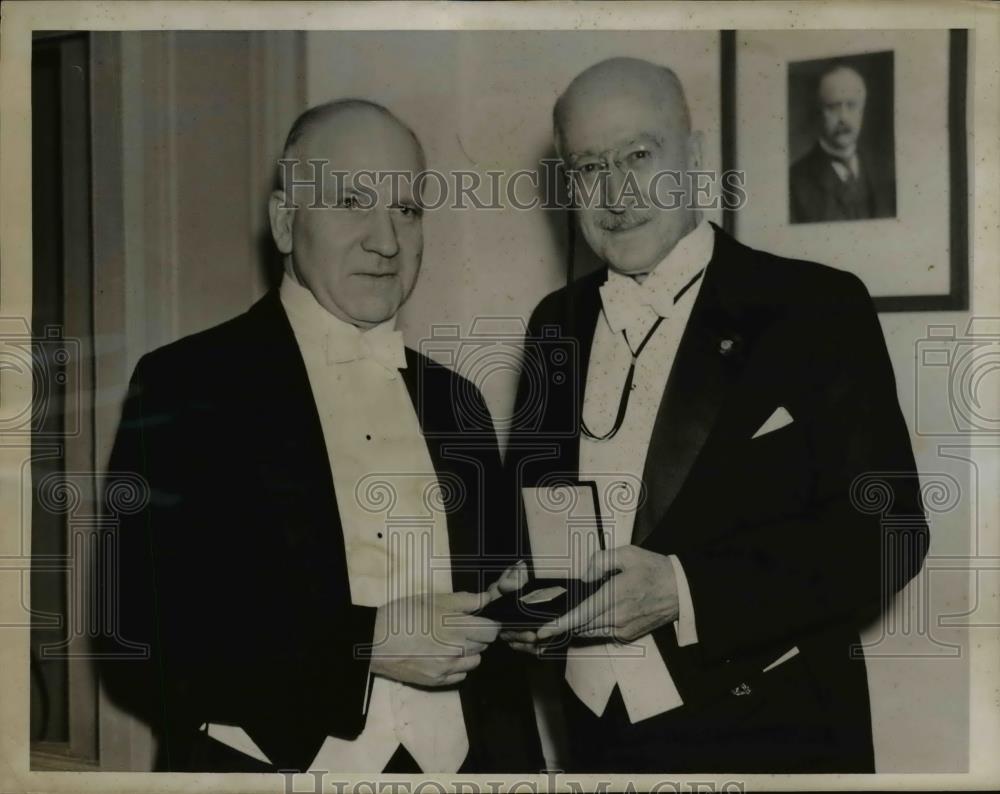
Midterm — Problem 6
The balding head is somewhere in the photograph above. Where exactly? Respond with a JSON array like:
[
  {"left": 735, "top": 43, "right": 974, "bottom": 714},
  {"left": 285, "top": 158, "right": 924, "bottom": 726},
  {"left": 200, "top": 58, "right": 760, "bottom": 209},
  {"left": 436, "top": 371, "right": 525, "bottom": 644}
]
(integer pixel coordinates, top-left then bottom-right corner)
[
  {"left": 281, "top": 98, "right": 426, "bottom": 182},
  {"left": 554, "top": 57, "right": 691, "bottom": 159},
  {"left": 552, "top": 57, "right": 702, "bottom": 277},
  {"left": 817, "top": 64, "right": 866, "bottom": 107}
]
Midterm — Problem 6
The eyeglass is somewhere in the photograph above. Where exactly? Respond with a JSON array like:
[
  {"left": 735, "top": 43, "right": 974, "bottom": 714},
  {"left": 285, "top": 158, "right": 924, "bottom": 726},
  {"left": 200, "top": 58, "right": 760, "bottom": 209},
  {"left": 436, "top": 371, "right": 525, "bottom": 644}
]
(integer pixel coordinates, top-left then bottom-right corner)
[{"left": 566, "top": 139, "right": 662, "bottom": 192}]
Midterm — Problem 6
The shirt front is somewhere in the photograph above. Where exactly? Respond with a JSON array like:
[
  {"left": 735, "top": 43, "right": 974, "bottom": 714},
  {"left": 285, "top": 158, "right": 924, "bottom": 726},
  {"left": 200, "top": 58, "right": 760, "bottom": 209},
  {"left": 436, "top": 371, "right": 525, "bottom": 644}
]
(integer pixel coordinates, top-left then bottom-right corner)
[
  {"left": 205, "top": 275, "right": 468, "bottom": 771},
  {"left": 567, "top": 218, "right": 712, "bottom": 724}
]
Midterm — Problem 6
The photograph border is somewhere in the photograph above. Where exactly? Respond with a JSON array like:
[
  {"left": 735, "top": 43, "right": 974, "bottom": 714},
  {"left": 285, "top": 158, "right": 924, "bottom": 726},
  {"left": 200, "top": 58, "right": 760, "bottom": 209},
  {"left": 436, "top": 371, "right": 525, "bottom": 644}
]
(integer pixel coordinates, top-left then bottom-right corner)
[{"left": 1, "top": 3, "right": 998, "bottom": 793}]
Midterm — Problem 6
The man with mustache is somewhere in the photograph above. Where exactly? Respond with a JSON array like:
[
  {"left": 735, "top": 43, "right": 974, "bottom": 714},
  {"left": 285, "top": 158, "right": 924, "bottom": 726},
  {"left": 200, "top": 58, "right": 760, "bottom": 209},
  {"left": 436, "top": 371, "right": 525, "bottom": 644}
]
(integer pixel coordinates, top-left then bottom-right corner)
[
  {"left": 789, "top": 62, "right": 896, "bottom": 223},
  {"left": 500, "top": 57, "right": 927, "bottom": 773},
  {"left": 102, "top": 99, "right": 542, "bottom": 773}
]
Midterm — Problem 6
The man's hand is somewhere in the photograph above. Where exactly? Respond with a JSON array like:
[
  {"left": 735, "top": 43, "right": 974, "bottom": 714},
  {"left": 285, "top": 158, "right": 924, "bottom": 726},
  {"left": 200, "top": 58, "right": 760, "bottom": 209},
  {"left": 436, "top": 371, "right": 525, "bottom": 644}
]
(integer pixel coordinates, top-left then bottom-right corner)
[
  {"left": 536, "top": 545, "right": 679, "bottom": 644},
  {"left": 369, "top": 591, "right": 499, "bottom": 687}
]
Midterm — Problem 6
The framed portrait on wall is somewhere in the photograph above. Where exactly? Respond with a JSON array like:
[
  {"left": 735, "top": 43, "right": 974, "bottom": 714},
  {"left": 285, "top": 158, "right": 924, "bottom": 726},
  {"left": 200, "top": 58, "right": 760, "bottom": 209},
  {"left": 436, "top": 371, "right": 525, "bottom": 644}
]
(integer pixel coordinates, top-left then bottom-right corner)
[{"left": 721, "top": 29, "right": 969, "bottom": 311}]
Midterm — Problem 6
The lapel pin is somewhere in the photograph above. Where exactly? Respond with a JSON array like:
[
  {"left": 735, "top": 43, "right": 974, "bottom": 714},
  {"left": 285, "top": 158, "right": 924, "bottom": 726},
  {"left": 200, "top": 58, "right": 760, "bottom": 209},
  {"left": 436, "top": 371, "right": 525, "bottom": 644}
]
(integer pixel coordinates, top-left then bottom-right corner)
[{"left": 719, "top": 332, "right": 743, "bottom": 357}]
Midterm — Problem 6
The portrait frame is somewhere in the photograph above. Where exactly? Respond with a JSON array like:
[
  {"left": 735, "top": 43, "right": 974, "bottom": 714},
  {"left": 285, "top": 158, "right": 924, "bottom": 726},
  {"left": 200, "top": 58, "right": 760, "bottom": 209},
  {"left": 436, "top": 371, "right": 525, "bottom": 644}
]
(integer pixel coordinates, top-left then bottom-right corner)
[{"left": 720, "top": 29, "right": 969, "bottom": 312}]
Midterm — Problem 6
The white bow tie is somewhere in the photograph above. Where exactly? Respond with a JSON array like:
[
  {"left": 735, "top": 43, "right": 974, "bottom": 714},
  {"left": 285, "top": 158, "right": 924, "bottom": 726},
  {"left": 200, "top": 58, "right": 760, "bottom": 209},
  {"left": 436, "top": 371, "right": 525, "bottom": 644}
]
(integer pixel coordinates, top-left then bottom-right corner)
[
  {"left": 325, "top": 328, "right": 407, "bottom": 378},
  {"left": 599, "top": 275, "right": 666, "bottom": 341}
]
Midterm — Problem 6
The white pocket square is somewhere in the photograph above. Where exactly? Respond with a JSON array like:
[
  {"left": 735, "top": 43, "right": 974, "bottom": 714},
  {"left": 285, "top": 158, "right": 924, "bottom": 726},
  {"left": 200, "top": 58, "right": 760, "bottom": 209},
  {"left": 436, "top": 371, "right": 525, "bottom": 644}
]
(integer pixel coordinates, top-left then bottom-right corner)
[{"left": 752, "top": 406, "right": 794, "bottom": 438}]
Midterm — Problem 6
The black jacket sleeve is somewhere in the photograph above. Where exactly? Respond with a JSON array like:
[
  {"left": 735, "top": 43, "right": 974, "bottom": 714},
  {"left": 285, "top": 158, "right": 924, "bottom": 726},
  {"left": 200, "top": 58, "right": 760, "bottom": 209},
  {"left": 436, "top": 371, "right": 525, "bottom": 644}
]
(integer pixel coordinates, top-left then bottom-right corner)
[{"left": 101, "top": 355, "right": 378, "bottom": 769}]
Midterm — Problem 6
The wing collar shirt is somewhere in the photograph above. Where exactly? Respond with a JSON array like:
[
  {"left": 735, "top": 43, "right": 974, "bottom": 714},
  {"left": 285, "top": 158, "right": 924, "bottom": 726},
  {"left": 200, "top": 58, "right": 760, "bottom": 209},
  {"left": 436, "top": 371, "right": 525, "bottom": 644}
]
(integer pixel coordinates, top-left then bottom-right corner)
[
  {"left": 818, "top": 138, "right": 861, "bottom": 182},
  {"left": 568, "top": 218, "right": 712, "bottom": 723},
  {"left": 206, "top": 274, "right": 469, "bottom": 771}
]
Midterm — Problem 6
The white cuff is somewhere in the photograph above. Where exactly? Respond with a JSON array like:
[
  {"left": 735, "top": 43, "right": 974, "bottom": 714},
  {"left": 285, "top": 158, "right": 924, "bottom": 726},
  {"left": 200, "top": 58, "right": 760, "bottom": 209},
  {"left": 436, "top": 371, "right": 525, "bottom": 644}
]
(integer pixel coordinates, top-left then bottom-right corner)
[{"left": 668, "top": 554, "right": 698, "bottom": 647}]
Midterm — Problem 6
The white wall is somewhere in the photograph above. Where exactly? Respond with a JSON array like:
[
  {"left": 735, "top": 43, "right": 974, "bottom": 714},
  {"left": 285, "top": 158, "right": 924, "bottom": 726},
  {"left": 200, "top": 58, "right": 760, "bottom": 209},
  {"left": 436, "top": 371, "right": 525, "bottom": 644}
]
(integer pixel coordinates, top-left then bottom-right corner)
[
  {"left": 307, "top": 30, "right": 967, "bottom": 772},
  {"left": 855, "top": 309, "right": 972, "bottom": 772}
]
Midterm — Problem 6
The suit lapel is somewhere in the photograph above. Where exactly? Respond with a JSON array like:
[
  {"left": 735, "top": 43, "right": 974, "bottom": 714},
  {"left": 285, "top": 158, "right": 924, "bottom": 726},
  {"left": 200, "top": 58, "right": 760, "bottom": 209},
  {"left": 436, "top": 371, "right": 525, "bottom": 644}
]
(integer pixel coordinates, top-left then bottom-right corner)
[
  {"left": 399, "top": 351, "right": 469, "bottom": 591},
  {"left": 244, "top": 292, "right": 354, "bottom": 604},
  {"left": 631, "top": 228, "right": 751, "bottom": 546},
  {"left": 558, "top": 268, "right": 605, "bottom": 477}
]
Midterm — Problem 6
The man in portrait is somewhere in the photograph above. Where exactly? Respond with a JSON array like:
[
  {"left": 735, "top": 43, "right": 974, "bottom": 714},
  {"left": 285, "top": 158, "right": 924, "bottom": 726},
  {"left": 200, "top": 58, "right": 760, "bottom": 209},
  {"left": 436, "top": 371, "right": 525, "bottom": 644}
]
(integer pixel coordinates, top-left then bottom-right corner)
[
  {"left": 101, "top": 99, "right": 542, "bottom": 773},
  {"left": 789, "top": 62, "right": 896, "bottom": 223},
  {"left": 499, "top": 57, "right": 927, "bottom": 773}
]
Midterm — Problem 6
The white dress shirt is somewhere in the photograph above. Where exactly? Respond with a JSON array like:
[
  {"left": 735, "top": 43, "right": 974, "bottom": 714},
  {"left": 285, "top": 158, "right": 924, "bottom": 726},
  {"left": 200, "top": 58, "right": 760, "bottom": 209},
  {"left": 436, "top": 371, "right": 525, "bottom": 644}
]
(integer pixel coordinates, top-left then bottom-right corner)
[
  {"left": 205, "top": 274, "right": 468, "bottom": 771},
  {"left": 566, "top": 219, "right": 713, "bottom": 724}
]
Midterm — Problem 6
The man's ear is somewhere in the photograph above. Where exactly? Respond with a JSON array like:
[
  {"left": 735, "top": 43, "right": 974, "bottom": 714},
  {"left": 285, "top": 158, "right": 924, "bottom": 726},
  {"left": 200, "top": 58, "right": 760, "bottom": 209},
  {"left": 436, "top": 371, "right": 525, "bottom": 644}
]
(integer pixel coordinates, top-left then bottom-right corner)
[
  {"left": 686, "top": 130, "right": 705, "bottom": 171},
  {"left": 268, "top": 189, "right": 294, "bottom": 255},
  {"left": 561, "top": 163, "right": 576, "bottom": 207}
]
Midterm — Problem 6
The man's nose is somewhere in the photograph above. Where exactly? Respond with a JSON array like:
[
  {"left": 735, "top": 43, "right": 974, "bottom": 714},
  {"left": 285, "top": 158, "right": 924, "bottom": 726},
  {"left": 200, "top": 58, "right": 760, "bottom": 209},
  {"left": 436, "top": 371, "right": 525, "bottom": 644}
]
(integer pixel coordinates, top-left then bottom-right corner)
[
  {"left": 362, "top": 208, "right": 400, "bottom": 258},
  {"left": 602, "top": 163, "right": 630, "bottom": 214}
]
